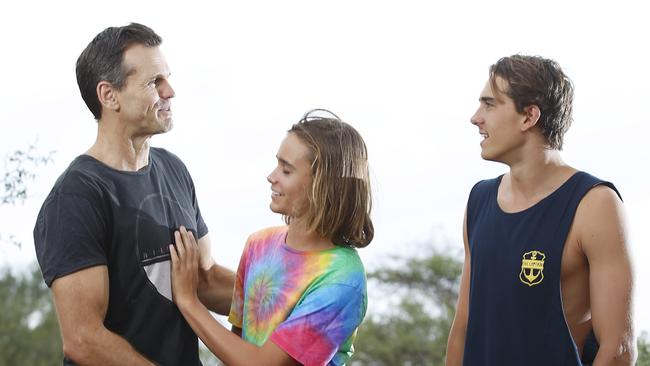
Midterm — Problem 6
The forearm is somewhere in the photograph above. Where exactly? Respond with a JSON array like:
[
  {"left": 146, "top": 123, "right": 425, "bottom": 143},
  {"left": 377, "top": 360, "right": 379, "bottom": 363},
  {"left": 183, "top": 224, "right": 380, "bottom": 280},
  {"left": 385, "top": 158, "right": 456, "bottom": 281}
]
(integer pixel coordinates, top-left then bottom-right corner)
[
  {"left": 592, "top": 341, "right": 636, "bottom": 366},
  {"left": 445, "top": 325, "right": 465, "bottom": 366},
  {"left": 64, "top": 326, "right": 154, "bottom": 365},
  {"left": 198, "top": 263, "right": 235, "bottom": 315},
  {"left": 178, "top": 298, "right": 267, "bottom": 366}
]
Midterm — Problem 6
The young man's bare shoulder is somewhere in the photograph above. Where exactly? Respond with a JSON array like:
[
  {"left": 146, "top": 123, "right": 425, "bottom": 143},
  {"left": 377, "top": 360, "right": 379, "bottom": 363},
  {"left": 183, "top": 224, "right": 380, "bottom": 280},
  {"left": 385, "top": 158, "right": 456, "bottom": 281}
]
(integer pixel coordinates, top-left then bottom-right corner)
[
  {"left": 573, "top": 184, "right": 625, "bottom": 251},
  {"left": 576, "top": 184, "right": 622, "bottom": 216}
]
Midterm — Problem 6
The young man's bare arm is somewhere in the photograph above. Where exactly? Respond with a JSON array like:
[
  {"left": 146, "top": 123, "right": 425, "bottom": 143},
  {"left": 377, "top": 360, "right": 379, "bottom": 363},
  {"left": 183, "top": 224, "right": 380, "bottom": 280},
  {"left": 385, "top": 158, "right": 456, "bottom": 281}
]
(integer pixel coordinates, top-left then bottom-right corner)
[
  {"left": 446, "top": 209, "right": 471, "bottom": 366},
  {"left": 197, "top": 234, "right": 235, "bottom": 315},
  {"left": 578, "top": 186, "right": 636, "bottom": 366},
  {"left": 172, "top": 229, "right": 299, "bottom": 366},
  {"left": 51, "top": 266, "right": 154, "bottom": 365}
]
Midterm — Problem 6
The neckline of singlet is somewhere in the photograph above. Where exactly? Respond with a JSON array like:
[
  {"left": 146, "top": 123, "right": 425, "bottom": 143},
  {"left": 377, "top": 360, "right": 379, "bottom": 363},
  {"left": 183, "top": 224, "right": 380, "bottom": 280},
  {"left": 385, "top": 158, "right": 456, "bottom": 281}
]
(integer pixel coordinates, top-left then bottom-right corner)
[{"left": 493, "top": 171, "right": 584, "bottom": 216}]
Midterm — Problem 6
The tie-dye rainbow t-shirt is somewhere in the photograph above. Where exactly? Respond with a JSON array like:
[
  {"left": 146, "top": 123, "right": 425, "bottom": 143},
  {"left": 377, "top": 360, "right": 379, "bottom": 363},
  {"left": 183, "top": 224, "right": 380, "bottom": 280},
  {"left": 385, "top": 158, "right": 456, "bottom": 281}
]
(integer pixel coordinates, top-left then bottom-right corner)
[{"left": 228, "top": 226, "right": 367, "bottom": 366}]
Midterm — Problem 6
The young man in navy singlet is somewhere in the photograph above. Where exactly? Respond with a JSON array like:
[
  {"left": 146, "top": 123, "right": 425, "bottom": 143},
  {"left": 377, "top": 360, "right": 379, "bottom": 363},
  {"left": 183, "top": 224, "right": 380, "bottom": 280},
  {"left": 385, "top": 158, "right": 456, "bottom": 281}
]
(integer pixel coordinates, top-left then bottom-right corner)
[{"left": 445, "top": 55, "right": 636, "bottom": 366}]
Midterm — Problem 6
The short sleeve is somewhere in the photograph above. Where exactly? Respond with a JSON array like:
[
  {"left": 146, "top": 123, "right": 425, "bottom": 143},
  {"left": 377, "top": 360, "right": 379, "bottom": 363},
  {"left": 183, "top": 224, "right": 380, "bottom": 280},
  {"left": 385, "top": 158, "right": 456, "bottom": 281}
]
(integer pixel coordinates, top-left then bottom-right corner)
[
  {"left": 190, "top": 180, "right": 208, "bottom": 239},
  {"left": 269, "top": 283, "right": 366, "bottom": 366},
  {"left": 184, "top": 169, "right": 208, "bottom": 239},
  {"left": 228, "top": 239, "right": 250, "bottom": 329},
  {"left": 33, "top": 193, "right": 108, "bottom": 287}
]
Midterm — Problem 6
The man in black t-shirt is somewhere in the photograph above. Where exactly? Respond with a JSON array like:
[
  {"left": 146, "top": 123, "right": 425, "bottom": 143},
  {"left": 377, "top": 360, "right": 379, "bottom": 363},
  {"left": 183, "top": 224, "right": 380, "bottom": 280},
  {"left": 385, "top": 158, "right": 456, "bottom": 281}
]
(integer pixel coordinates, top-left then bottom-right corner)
[{"left": 33, "top": 23, "right": 234, "bottom": 365}]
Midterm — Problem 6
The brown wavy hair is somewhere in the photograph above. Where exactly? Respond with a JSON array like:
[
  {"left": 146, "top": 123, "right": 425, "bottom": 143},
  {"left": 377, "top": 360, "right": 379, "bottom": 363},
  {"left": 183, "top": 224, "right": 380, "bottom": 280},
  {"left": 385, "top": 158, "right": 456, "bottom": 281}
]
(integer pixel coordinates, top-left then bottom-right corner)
[
  {"left": 284, "top": 109, "right": 374, "bottom": 248},
  {"left": 490, "top": 55, "right": 574, "bottom": 150}
]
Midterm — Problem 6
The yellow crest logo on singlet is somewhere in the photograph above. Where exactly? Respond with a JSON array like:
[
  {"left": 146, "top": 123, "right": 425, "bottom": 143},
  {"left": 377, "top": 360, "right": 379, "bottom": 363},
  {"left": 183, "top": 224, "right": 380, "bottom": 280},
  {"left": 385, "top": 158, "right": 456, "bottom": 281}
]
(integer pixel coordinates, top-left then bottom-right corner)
[{"left": 519, "top": 250, "right": 545, "bottom": 287}]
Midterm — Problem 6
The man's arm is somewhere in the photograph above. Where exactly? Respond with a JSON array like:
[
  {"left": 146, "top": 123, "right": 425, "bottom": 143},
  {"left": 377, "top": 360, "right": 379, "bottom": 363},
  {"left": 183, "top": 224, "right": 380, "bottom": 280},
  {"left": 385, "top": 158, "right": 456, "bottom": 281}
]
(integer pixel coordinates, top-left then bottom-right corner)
[
  {"left": 197, "top": 234, "right": 235, "bottom": 315},
  {"left": 445, "top": 208, "right": 471, "bottom": 366},
  {"left": 51, "top": 266, "right": 154, "bottom": 365},
  {"left": 578, "top": 186, "right": 636, "bottom": 365}
]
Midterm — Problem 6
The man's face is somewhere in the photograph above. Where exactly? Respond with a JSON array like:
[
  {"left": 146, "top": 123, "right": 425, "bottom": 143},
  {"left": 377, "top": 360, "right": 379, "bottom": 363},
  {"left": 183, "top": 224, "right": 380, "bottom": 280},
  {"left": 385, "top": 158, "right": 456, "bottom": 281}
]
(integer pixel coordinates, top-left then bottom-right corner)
[
  {"left": 267, "top": 133, "right": 313, "bottom": 219},
  {"left": 470, "top": 76, "right": 527, "bottom": 164},
  {"left": 116, "top": 44, "right": 175, "bottom": 135}
]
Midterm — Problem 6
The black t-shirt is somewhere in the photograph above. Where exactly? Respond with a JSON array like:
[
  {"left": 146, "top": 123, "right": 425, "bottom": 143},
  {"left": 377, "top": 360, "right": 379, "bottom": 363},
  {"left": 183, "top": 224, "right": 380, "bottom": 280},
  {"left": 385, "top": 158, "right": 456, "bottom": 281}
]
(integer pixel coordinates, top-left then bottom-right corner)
[{"left": 34, "top": 148, "right": 207, "bottom": 365}]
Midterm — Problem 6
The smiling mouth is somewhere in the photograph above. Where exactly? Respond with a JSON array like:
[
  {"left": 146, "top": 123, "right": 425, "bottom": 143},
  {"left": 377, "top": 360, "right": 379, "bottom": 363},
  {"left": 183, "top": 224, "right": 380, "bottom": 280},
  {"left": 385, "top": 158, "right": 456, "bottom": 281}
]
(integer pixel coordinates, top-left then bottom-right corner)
[{"left": 156, "top": 102, "right": 172, "bottom": 111}]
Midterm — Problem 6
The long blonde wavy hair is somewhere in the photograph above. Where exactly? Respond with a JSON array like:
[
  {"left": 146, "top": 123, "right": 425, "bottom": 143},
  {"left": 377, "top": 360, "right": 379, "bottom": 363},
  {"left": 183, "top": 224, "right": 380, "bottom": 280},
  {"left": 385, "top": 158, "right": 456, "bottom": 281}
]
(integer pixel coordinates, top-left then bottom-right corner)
[{"left": 284, "top": 109, "right": 374, "bottom": 248}]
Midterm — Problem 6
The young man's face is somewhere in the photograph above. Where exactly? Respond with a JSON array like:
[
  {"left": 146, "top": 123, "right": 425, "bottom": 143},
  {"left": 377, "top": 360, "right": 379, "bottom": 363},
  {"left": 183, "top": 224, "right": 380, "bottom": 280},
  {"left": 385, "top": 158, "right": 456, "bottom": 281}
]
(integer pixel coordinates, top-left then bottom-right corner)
[
  {"left": 470, "top": 76, "right": 527, "bottom": 164},
  {"left": 267, "top": 133, "right": 313, "bottom": 218},
  {"left": 116, "top": 44, "right": 175, "bottom": 135}
]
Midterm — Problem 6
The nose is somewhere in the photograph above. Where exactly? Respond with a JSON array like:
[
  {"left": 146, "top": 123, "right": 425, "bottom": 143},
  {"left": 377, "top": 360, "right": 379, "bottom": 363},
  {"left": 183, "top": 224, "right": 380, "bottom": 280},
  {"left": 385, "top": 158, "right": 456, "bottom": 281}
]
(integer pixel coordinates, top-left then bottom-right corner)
[
  {"left": 267, "top": 169, "right": 277, "bottom": 184},
  {"left": 470, "top": 107, "right": 482, "bottom": 126},
  {"left": 159, "top": 80, "right": 175, "bottom": 99}
]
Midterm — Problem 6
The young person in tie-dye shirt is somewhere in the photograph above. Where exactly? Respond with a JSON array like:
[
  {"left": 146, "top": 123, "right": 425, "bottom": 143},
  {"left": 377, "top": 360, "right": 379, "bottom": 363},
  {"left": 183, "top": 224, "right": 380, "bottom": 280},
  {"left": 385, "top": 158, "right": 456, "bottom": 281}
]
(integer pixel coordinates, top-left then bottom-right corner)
[{"left": 170, "top": 109, "right": 373, "bottom": 366}]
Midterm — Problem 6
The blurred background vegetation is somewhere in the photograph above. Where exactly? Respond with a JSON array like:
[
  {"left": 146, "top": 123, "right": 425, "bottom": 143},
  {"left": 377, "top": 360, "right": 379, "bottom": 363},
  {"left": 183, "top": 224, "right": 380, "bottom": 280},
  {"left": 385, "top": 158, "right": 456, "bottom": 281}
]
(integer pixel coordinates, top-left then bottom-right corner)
[
  {"left": 3, "top": 250, "right": 649, "bottom": 365},
  {"left": 1, "top": 146, "right": 648, "bottom": 365}
]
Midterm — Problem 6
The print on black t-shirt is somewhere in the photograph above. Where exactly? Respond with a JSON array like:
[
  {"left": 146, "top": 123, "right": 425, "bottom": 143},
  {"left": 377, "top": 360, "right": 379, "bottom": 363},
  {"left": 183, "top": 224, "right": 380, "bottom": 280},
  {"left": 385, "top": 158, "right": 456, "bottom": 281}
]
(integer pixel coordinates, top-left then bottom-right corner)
[{"left": 136, "top": 193, "right": 197, "bottom": 301}]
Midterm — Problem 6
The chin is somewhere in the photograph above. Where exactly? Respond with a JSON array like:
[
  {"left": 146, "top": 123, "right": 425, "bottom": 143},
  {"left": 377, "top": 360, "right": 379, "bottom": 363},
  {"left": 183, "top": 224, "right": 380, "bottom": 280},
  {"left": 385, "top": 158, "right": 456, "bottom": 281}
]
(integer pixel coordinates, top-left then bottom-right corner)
[
  {"left": 149, "top": 123, "right": 172, "bottom": 136},
  {"left": 161, "top": 120, "right": 174, "bottom": 133},
  {"left": 480, "top": 148, "right": 497, "bottom": 162},
  {"left": 269, "top": 203, "right": 284, "bottom": 215},
  {"left": 481, "top": 155, "right": 499, "bottom": 163},
  {"left": 481, "top": 151, "right": 506, "bottom": 165}
]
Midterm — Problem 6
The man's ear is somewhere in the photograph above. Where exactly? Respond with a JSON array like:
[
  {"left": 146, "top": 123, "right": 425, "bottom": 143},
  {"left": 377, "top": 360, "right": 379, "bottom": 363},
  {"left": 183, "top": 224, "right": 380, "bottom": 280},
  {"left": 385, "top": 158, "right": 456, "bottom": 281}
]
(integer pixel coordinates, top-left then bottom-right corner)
[
  {"left": 521, "top": 104, "right": 541, "bottom": 132},
  {"left": 97, "top": 81, "right": 120, "bottom": 113}
]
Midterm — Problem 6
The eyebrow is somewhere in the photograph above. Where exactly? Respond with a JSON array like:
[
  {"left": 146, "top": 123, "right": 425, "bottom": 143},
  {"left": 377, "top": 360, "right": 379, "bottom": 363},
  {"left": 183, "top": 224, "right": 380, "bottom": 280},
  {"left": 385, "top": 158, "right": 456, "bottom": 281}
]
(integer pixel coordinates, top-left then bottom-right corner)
[
  {"left": 277, "top": 156, "right": 296, "bottom": 170},
  {"left": 148, "top": 72, "right": 171, "bottom": 81},
  {"left": 479, "top": 96, "right": 496, "bottom": 103}
]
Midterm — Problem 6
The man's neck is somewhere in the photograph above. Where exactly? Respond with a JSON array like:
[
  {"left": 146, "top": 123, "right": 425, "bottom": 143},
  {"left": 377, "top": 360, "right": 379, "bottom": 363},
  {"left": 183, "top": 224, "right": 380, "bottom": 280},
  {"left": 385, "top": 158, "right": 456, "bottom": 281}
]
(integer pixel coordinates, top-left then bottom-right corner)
[
  {"left": 509, "top": 149, "right": 565, "bottom": 184},
  {"left": 500, "top": 149, "right": 576, "bottom": 210},
  {"left": 86, "top": 119, "right": 152, "bottom": 172},
  {"left": 286, "top": 220, "right": 335, "bottom": 252}
]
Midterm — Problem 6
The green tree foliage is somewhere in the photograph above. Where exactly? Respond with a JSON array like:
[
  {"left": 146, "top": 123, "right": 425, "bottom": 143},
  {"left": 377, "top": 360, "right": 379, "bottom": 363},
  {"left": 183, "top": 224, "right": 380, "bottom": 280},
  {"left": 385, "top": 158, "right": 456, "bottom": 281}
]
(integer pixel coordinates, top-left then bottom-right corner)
[
  {"left": 638, "top": 332, "right": 650, "bottom": 366},
  {"left": 1, "top": 144, "right": 54, "bottom": 248},
  {"left": 351, "top": 247, "right": 462, "bottom": 365},
  {"left": 0, "top": 144, "right": 62, "bottom": 364},
  {"left": 1, "top": 143, "right": 54, "bottom": 206},
  {"left": 0, "top": 265, "right": 63, "bottom": 364}
]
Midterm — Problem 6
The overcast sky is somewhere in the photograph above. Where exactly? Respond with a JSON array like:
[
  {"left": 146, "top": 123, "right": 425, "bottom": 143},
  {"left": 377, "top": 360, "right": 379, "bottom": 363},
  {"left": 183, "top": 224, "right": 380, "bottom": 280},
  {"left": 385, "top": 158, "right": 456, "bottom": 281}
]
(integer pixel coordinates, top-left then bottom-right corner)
[{"left": 1, "top": 0, "right": 648, "bottom": 334}]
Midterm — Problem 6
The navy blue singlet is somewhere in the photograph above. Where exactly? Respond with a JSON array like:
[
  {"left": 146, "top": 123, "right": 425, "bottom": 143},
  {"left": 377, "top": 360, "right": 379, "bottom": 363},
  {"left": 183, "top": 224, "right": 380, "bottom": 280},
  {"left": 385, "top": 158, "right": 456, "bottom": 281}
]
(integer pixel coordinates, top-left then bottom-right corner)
[{"left": 463, "top": 171, "right": 620, "bottom": 366}]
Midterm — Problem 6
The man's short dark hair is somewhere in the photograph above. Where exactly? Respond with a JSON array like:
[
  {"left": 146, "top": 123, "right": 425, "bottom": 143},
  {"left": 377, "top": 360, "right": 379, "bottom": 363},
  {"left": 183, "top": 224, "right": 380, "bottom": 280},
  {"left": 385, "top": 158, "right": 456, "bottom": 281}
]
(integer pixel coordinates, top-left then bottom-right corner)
[
  {"left": 76, "top": 23, "right": 162, "bottom": 120},
  {"left": 490, "top": 55, "right": 574, "bottom": 150}
]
